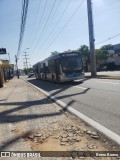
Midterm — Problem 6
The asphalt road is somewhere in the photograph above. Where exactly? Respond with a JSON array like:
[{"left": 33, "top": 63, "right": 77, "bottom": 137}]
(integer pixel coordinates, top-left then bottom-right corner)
[{"left": 27, "top": 77, "right": 120, "bottom": 136}]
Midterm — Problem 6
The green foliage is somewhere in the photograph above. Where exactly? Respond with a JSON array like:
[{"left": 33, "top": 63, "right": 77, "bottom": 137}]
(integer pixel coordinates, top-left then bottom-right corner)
[
  {"left": 23, "top": 68, "right": 27, "bottom": 75},
  {"left": 78, "top": 45, "right": 90, "bottom": 67},
  {"left": 23, "top": 68, "right": 33, "bottom": 75},
  {"left": 51, "top": 51, "right": 58, "bottom": 56},
  {"left": 78, "top": 45, "right": 90, "bottom": 58},
  {"left": 96, "top": 44, "right": 112, "bottom": 61},
  {"left": 100, "top": 44, "right": 113, "bottom": 51}
]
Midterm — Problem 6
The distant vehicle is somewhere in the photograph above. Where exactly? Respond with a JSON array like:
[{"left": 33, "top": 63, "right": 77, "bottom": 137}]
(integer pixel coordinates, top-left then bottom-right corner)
[
  {"left": 10, "top": 73, "right": 14, "bottom": 79},
  {"left": 28, "top": 72, "right": 34, "bottom": 78},
  {"left": 102, "top": 66, "right": 107, "bottom": 71},
  {"left": 33, "top": 51, "right": 84, "bottom": 82}
]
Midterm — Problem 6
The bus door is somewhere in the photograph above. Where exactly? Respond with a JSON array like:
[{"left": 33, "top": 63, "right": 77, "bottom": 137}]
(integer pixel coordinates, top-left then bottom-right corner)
[
  {"left": 43, "top": 63, "right": 47, "bottom": 79},
  {"left": 55, "top": 60, "right": 60, "bottom": 80}
]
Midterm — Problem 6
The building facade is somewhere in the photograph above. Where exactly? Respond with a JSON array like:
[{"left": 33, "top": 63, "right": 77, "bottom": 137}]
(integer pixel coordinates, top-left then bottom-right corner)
[
  {"left": 107, "top": 43, "right": 120, "bottom": 70},
  {"left": 0, "top": 60, "right": 14, "bottom": 87}
]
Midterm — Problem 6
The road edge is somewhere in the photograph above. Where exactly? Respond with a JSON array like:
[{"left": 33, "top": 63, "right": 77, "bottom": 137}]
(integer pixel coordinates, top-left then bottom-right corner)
[{"left": 22, "top": 78, "right": 120, "bottom": 147}]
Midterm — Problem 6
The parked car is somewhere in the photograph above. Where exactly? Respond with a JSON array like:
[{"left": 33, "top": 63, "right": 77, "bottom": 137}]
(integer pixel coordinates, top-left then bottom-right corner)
[
  {"left": 28, "top": 72, "right": 34, "bottom": 78},
  {"left": 10, "top": 73, "right": 14, "bottom": 79}
]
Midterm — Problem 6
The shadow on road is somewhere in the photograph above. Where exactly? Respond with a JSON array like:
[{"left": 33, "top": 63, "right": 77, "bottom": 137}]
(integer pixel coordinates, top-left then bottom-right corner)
[
  {"left": 0, "top": 99, "right": 7, "bottom": 101},
  {"left": 0, "top": 98, "right": 75, "bottom": 123},
  {"left": 55, "top": 88, "right": 90, "bottom": 100},
  {"left": 85, "top": 75, "right": 120, "bottom": 80},
  {"left": 0, "top": 100, "right": 74, "bottom": 150},
  {"left": 27, "top": 78, "right": 90, "bottom": 98},
  {"left": 0, "top": 130, "right": 32, "bottom": 151}
]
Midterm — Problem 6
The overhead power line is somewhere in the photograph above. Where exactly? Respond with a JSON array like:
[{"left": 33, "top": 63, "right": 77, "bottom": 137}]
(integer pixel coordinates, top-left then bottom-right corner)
[
  {"left": 17, "top": 0, "right": 29, "bottom": 58},
  {"left": 32, "top": 0, "right": 57, "bottom": 52},
  {"left": 44, "top": 0, "right": 85, "bottom": 52},
  {"left": 34, "top": 0, "right": 72, "bottom": 53},
  {"left": 30, "top": 0, "right": 42, "bottom": 38},
  {"left": 96, "top": 33, "right": 120, "bottom": 45},
  {"left": 44, "top": 0, "right": 63, "bottom": 32},
  {"left": 30, "top": 0, "right": 48, "bottom": 49}
]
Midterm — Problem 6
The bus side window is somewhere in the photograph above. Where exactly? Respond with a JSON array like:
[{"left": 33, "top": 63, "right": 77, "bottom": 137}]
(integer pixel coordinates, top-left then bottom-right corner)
[
  {"left": 48, "top": 59, "right": 55, "bottom": 73},
  {"left": 43, "top": 63, "right": 45, "bottom": 68},
  {"left": 55, "top": 60, "right": 60, "bottom": 74}
]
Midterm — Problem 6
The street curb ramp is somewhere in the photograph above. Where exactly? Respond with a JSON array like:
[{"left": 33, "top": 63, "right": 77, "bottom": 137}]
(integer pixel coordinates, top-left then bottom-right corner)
[{"left": 22, "top": 78, "right": 120, "bottom": 147}]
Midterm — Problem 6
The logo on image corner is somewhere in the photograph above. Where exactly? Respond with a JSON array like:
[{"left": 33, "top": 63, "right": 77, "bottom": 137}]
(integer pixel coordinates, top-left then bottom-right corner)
[{"left": 1, "top": 152, "right": 10, "bottom": 157}]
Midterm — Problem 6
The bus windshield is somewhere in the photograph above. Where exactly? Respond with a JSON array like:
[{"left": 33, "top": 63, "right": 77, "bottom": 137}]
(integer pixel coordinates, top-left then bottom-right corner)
[{"left": 60, "top": 56, "right": 82, "bottom": 72}]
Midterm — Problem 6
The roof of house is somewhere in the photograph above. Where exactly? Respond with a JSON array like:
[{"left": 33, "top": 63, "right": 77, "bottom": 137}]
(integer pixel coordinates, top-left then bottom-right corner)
[{"left": 112, "top": 43, "right": 120, "bottom": 51}]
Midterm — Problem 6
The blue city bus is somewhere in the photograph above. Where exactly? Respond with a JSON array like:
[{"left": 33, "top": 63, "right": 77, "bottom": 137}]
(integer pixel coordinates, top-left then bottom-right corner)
[{"left": 33, "top": 51, "right": 84, "bottom": 82}]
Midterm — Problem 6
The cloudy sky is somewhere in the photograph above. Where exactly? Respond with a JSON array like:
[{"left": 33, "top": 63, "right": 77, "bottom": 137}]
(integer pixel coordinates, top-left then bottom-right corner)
[{"left": 0, "top": 0, "right": 120, "bottom": 68}]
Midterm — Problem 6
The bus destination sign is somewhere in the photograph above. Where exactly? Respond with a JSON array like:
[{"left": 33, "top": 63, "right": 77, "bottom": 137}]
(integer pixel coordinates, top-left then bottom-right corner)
[{"left": 61, "top": 53, "right": 79, "bottom": 57}]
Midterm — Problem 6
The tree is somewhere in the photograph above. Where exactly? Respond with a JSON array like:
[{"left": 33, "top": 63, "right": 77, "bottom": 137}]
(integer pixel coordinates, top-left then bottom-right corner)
[
  {"left": 96, "top": 44, "right": 112, "bottom": 60},
  {"left": 95, "top": 44, "right": 113, "bottom": 70},
  {"left": 78, "top": 45, "right": 90, "bottom": 71},
  {"left": 51, "top": 51, "right": 58, "bottom": 56},
  {"left": 100, "top": 44, "right": 113, "bottom": 51},
  {"left": 23, "top": 67, "right": 33, "bottom": 75},
  {"left": 79, "top": 45, "right": 89, "bottom": 57}
]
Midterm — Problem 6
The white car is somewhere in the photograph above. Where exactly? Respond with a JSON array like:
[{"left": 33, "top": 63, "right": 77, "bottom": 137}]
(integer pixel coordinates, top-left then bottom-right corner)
[{"left": 28, "top": 72, "right": 34, "bottom": 78}]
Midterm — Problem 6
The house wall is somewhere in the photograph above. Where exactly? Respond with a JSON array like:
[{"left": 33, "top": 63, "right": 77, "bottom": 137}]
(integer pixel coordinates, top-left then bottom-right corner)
[
  {"left": 0, "top": 66, "right": 3, "bottom": 87},
  {"left": 107, "top": 53, "right": 120, "bottom": 66},
  {"left": 0, "top": 61, "right": 14, "bottom": 87}
]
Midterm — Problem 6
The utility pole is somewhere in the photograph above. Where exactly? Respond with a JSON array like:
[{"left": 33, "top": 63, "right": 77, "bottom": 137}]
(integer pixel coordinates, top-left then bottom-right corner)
[
  {"left": 87, "top": 0, "right": 96, "bottom": 77},
  {"left": 22, "top": 52, "right": 29, "bottom": 74},
  {"left": 28, "top": 62, "right": 32, "bottom": 68},
  {"left": 22, "top": 52, "right": 29, "bottom": 69},
  {"left": 23, "top": 61, "right": 26, "bottom": 68},
  {"left": 15, "top": 55, "right": 19, "bottom": 79},
  {"left": 8, "top": 53, "right": 10, "bottom": 63}
]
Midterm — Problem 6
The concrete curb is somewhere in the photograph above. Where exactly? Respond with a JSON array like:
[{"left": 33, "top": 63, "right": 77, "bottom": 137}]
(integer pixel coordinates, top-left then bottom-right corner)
[
  {"left": 85, "top": 75, "right": 120, "bottom": 80},
  {"left": 22, "top": 78, "right": 120, "bottom": 147}
]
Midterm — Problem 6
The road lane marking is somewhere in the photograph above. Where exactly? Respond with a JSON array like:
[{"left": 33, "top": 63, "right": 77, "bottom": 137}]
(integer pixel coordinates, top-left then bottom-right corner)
[
  {"left": 96, "top": 81, "right": 119, "bottom": 85},
  {"left": 73, "top": 86, "right": 87, "bottom": 90}
]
